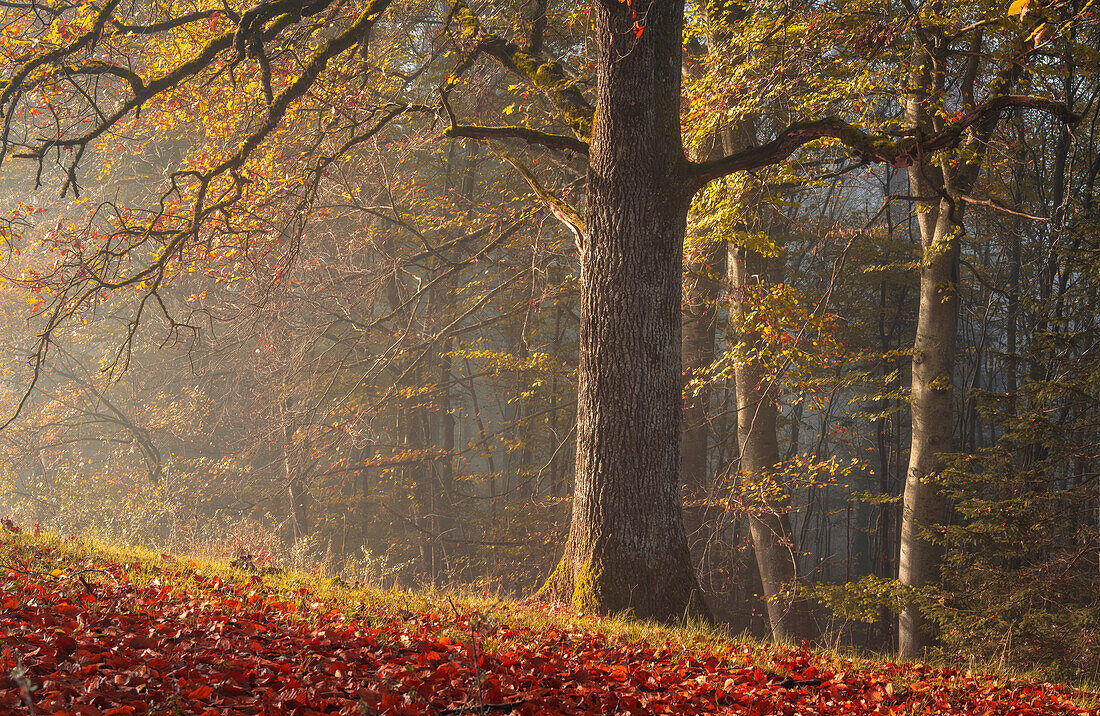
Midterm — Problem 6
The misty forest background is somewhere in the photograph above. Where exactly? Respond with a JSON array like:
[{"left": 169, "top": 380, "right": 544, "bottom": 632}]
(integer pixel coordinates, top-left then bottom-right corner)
[{"left": 0, "top": 0, "right": 1097, "bottom": 683}]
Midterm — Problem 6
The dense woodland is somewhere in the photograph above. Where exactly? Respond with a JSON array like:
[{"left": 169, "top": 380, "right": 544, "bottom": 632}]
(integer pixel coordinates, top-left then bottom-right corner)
[{"left": 0, "top": 0, "right": 1096, "bottom": 681}]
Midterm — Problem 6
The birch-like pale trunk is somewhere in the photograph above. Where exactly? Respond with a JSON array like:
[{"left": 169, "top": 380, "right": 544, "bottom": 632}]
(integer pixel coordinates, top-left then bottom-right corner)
[{"left": 898, "top": 25, "right": 1018, "bottom": 656}]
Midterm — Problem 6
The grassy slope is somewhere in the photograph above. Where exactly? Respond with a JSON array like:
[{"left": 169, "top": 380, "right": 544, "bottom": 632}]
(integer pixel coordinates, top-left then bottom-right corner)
[{"left": 0, "top": 531, "right": 1096, "bottom": 715}]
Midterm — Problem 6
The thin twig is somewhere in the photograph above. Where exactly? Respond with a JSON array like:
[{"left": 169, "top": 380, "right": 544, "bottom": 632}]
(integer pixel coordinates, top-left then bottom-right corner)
[{"left": 11, "top": 655, "right": 39, "bottom": 715}]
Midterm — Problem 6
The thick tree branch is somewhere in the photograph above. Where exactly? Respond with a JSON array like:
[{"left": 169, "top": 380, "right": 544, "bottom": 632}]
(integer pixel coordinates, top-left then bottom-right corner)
[
  {"left": 233, "top": 0, "right": 333, "bottom": 59},
  {"left": 692, "top": 95, "right": 1078, "bottom": 186},
  {"left": 111, "top": 10, "right": 219, "bottom": 35},
  {"left": 450, "top": 0, "right": 593, "bottom": 139},
  {"left": 64, "top": 60, "right": 146, "bottom": 95}
]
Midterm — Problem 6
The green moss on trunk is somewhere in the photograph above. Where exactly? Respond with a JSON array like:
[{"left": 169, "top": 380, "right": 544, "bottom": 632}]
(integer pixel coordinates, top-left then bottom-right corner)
[{"left": 538, "top": 550, "right": 710, "bottom": 624}]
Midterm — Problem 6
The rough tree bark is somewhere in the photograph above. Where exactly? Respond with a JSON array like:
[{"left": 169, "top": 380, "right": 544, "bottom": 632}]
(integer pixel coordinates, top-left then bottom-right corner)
[{"left": 539, "top": 0, "right": 709, "bottom": 621}]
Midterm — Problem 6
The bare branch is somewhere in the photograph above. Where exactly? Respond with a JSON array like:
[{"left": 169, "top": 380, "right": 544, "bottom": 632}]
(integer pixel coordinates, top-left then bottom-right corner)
[
  {"left": 444, "top": 123, "right": 588, "bottom": 155},
  {"left": 492, "top": 147, "right": 584, "bottom": 248},
  {"left": 0, "top": 0, "right": 123, "bottom": 164},
  {"left": 956, "top": 194, "right": 1052, "bottom": 222}
]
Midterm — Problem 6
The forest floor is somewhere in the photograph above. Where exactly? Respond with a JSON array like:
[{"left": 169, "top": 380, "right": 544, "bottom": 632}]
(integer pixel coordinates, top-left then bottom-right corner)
[{"left": 0, "top": 529, "right": 1096, "bottom": 716}]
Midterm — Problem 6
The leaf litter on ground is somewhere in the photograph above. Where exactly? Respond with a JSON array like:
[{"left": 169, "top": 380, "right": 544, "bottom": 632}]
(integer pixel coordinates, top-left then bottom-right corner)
[{"left": 0, "top": 532, "right": 1096, "bottom": 715}]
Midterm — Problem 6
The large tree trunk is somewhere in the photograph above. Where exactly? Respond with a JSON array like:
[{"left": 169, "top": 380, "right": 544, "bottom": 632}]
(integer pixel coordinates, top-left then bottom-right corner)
[
  {"left": 541, "top": 0, "right": 708, "bottom": 621},
  {"left": 729, "top": 245, "right": 814, "bottom": 641}
]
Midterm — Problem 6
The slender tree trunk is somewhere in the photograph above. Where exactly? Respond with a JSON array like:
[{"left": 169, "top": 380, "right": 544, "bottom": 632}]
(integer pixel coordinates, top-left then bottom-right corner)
[
  {"left": 1006, "top": 129, "right": 1025, "bottom": 427},
  {"left": 896, "top": 194, "right": 956, "bottom": 657},
  {"left": 874, "top": 281, "right": 895, "bottom": 647},
  {"left": 897, "top": 24, "right": 1011, "bottom": 655},
  {"left": 410, "top": 406, "right": 437, "bottom": 581},
  {"left": 512, "top": 324, "right": 537, "bottom": 500},
  {"left": 897, "top": 36, "right": 955, "bottom": 652},
  {"left": 548, "top": 305, "right": 569, "bottom": 497},
  {"left": 730, "top": 245, "right": 814, "bottom": 641},
  {"left": 429, "top": 332, "right": 458, "bottom": 579},
  {"left": 541, "top": 0, "right": 708, "bottom": 621},
  {"left": 282, "top": 399, "right": 310, "bottom": 542},
  {"left": 681, "top": 132, "right": 728, "bottom": 556}
]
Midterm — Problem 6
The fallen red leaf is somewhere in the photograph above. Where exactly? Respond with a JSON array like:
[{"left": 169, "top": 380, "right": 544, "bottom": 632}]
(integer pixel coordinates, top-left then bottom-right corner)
[{"left": 0, "top": 535, "right": 1096, "bottom": 716}]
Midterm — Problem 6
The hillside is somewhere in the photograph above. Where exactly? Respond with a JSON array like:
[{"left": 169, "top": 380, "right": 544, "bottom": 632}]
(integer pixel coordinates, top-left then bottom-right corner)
[{"left": 0, "top": 531, "right": 1094, "bottom": 716}]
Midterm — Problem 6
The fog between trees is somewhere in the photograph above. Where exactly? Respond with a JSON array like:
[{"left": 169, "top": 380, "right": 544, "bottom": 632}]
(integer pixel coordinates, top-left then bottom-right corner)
[{"left": 0, "top": 0, "right": 1097, "bottom": 678}]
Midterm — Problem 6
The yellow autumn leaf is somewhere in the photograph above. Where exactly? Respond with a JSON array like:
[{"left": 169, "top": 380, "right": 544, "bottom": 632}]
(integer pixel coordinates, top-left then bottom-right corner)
[
  {"left": 1008, "top": 0, "right": 1029, "bottom": 18},
  {"left": 1028, "top": 22, "right": 1048, "bottom": 43}
]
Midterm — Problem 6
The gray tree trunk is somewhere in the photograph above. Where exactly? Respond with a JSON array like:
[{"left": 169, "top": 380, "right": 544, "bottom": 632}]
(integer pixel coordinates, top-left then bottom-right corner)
[
  {"left": 896, "top": 183, "right": 956, "bottom": 658},
  {"left": 898, "top": 28, "right": 956, "bottom": 658},
  {"left": 897, "top": 25, "right": 1016, "bottom": 656}
]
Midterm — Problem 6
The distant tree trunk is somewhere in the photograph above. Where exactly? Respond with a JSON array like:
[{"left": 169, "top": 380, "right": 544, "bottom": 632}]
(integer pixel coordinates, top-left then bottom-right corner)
[
  {"left": 540, "top": 0, "right": 708, "bottom": 621},
  {"left": 547, "top": 305, "right": 571, "bottom": 498},
  {"left": 413, "top": 288, "right": 458, "bottom": 585},
  {"left": 679, "top": 0, "right": 744, "bottom": 570},
  {"left": 681, "top": 129, "right": 728, "bottom": 554},
  {"left": 433, "top": 333, "right": 457, "bottom": 525},
  {"left": 512, "top": 319, "right": 537, "bottom": 500},
  {"left": 422, "top": 328, "right": 458, "bottom": 584},
  {"left": 873, "top": 270, "right": 908, "bottom": 648},
  {"left": 729, "top": 245, "right": 814, "bottom": 641},
  {"left": 1006, "top": 128, "right": 1025, "bottom": 425},
  {"left": 410, "top": 406, "right": 437, "bottom": 580},
  {"left": 411, "top": 140, "right": 480, "bottom": 584},
  {"left": 282, "top": 398, "right": 310, "bottom": 542}
]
